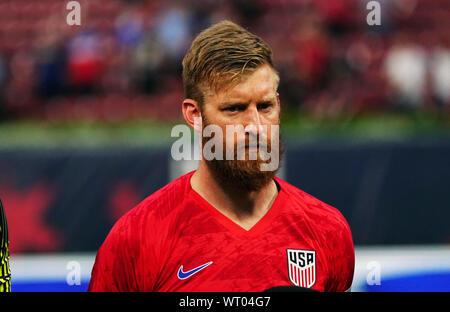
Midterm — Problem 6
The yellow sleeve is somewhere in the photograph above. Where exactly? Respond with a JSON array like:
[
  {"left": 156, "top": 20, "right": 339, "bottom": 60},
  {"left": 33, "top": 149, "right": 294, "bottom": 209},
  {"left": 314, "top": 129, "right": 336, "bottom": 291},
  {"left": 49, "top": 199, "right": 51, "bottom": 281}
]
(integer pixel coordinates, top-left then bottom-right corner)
[{"left": 0, "top": 199, "right": 11, "bottom": 292}]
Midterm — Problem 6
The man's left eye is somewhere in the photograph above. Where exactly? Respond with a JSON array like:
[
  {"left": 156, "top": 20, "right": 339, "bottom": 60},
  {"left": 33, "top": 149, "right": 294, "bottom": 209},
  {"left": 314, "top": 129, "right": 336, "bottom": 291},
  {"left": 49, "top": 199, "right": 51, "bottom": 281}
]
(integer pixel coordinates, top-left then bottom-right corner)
[{"left": 258, "top": 102, "right": 273, "bottom": 110}]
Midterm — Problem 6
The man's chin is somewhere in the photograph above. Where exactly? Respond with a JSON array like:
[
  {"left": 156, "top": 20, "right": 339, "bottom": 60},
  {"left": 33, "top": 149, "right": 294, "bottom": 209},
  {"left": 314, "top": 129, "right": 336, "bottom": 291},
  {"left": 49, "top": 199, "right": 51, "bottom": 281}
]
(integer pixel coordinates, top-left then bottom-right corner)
[{"left": 206, "top": 159, "right": 277, "bottom": 192}]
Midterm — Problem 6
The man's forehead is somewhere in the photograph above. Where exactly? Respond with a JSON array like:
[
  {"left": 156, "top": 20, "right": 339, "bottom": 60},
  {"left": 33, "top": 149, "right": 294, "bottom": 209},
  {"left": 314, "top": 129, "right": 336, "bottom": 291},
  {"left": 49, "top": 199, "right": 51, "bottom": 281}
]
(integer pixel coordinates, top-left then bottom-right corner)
[{"left": 206, "top": 65, "right": 278, "bottom": 104}]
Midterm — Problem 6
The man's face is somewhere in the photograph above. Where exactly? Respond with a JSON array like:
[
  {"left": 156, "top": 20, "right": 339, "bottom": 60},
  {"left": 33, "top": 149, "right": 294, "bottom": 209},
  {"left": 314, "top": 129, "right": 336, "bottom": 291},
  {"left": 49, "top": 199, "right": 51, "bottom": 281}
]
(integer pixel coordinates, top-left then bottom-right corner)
[{"left": 200, "top": 64, "right": 282, "bottom": 191}]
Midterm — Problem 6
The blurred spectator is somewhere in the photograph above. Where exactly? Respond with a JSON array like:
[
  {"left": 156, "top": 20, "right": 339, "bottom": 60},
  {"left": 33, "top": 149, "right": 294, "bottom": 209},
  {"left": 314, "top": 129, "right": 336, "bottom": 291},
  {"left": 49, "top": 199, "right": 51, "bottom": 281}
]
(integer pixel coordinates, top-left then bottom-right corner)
[
  {"left": 6, "top": 50, "right": 35, "bottom": 113},
  {"left": 31, "top": 14, "right": 70, "bottom": 100},
  {"left": 346, "top": 37, "right": 373, "bottom": 73},
  {"left": 34, "top": 40, "right": 67, "bottom": 99},
  {"left": 66, "top": 29, "right": 105, "bottom": 95},
  {"left": 114, "top": 8, "right": 144, "bottom": 49},
  {"left": 99, "top": 33, "right": 132, "bottom": 94},
  {"left": 131, "top": 30, "right": 165, "bottom": 93},
  {"left": 286, "top": 10, "right": 332, "bottom": 112},
  {"left": 294, "top": 11, "right": 331, "bottom": 89},
  {"left": 383, "top": 31, "right": 427, "bottom": 111},
  {"left": 315, "top": 0, "right": 356, "bottom": 36},
  {"left": 0, "top": 53, "right": 7, "bottom": 120},
  {"left": 207, "top": 0, "right": 240, "bottom": 27},
  {"left": 155, "top": 1, "right": 192, "bottom": 63},
  {"left": 0, "top": 0, "right": 447, "bottom": 121},
  {"left": 230, "top": 0, "right": 265, "bottom": 27},
  {"left": 430, "top": 35, "right": 450, "bottom": 112}
]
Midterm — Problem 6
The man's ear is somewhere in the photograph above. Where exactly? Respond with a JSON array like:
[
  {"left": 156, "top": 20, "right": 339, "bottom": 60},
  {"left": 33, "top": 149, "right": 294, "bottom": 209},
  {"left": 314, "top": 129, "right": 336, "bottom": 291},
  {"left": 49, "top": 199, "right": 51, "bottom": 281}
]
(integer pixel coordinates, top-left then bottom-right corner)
[{"left": 182, "top": 99, "right": 202, "bottom": 132}]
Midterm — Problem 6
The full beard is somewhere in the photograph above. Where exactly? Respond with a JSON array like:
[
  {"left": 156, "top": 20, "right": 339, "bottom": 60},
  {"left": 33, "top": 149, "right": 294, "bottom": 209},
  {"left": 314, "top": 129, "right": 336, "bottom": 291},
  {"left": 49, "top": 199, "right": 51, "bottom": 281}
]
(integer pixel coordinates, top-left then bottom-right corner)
[{"left": 201, "top": 120, "right": 283, "bottom": 192}]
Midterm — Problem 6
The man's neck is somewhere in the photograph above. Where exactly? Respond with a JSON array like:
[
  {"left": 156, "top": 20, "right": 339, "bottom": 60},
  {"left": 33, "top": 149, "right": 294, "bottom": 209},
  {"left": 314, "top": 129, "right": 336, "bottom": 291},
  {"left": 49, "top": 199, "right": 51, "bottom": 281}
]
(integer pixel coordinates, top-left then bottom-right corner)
[{"left": 190, "top": 161, "right": 278, "bottom": 231}]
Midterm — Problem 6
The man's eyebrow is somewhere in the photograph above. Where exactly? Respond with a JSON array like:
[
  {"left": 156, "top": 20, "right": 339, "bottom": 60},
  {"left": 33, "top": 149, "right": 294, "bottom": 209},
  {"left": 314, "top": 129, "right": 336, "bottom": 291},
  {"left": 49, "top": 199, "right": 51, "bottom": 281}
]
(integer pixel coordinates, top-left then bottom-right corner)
[
  {"left": 257, "top": 96, "right": 277, "bottom": 104},
  {"left": 219, "top": 101, "right": 248, "bottom": 107},
  {"left": 257, "top": 98, "right": 275, "bottom": 104},
  {"left": 219, "top": 96, "right": 276, "bottom": 107}
]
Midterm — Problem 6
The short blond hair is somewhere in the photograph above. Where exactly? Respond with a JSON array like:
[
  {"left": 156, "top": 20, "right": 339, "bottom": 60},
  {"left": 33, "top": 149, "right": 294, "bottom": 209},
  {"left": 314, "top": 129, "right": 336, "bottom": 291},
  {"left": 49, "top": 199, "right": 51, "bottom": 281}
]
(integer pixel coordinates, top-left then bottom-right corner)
[{"left": 182, "top": 20, "right": 278, "bottom": 107}]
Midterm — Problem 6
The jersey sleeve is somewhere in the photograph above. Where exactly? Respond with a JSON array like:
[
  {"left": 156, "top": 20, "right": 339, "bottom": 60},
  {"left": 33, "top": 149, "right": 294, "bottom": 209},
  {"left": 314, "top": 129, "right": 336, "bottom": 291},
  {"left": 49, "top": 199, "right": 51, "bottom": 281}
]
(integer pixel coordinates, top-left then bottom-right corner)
[
  {"left": 325, "top": 211, "right": 355, "bottom": 292},
  {"left": 88, "top": 213, "right": 139, "bottom": 292},
  {"left": 0, "top": 199, "right": 11, "bottom": 292}
]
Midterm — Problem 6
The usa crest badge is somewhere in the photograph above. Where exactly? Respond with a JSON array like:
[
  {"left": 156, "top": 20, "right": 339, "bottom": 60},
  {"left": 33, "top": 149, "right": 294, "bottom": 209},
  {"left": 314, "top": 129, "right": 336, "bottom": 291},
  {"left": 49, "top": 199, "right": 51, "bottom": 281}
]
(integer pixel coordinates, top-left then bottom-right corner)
[{"left": 287, "top": 249, "right": 316, "bottom": 288}]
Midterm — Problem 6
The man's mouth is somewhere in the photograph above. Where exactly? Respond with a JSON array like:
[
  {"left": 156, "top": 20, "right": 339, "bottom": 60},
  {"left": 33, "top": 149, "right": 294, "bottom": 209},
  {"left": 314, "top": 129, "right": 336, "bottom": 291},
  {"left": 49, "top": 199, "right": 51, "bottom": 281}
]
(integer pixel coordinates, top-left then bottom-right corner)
[{"left": 245, "top": 145, "right": 268, "bottom": 152}]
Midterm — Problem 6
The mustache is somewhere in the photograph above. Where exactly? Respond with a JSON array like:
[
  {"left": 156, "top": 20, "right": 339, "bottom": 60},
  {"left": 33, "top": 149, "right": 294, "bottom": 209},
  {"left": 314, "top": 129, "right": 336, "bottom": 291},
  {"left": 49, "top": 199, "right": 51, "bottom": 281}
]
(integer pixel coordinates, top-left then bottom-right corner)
[
  {"left": 203, "top": 129, "right": 278, "bottom": 157},
  {"left": 236, "top": 133, "right": 271, "bottom": 150},
  {"left": 232, "top": 142, "right": 270, "bottom": 156}
]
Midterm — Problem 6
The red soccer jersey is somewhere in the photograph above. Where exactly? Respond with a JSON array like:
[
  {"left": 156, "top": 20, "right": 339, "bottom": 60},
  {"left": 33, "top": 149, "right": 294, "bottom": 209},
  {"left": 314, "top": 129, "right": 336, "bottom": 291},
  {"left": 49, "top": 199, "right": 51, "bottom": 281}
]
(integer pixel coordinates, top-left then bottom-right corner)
[{"left": 88, "top": 171, "right": 354, "bottom": 292}]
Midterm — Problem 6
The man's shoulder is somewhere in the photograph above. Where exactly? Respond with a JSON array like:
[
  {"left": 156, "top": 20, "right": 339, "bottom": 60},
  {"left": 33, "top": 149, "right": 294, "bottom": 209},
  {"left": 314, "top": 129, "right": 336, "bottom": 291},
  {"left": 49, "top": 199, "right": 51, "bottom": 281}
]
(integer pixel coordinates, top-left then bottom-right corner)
[
  {"left": 276, "top": 177, "right": 353, "bottom": 254},
  {"left": 116, "top": 171, "right": 194, "bottom": 226},
  {"left": 275, "top": 177, "right": 350, "bottom": 228}
]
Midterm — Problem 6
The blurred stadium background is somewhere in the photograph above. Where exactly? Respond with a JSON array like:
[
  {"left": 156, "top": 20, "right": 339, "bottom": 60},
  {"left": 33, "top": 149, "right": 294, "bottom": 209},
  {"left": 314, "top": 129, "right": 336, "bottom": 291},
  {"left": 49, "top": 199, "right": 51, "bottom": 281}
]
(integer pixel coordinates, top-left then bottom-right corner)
[{"left": 0, "top": 0, "right": 449, "bottom": 292}]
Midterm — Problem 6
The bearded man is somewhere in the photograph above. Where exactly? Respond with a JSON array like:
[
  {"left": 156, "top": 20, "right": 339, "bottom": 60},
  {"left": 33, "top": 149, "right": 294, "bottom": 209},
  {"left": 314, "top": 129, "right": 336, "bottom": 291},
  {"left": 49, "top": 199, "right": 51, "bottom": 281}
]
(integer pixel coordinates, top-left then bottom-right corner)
[{"left": 88, "top": 21, "right": 354, "bottom": 292}]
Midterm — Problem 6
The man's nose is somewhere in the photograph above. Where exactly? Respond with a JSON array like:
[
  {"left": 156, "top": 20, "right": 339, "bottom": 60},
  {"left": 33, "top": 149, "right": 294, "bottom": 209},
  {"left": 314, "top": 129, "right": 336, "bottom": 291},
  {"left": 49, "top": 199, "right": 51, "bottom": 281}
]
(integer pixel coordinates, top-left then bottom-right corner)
[{"left": 244, "top": 106, "right": 264, "bottom": 134}]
